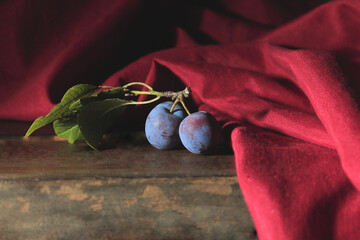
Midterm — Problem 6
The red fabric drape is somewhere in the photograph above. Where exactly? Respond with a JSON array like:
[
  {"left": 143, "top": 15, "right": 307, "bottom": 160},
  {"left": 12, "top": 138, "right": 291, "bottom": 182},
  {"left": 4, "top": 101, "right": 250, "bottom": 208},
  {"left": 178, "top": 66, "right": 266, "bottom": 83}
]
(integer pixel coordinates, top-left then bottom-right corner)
[{"left": 1, "top": 0, "right": 360, "bottom": 239}]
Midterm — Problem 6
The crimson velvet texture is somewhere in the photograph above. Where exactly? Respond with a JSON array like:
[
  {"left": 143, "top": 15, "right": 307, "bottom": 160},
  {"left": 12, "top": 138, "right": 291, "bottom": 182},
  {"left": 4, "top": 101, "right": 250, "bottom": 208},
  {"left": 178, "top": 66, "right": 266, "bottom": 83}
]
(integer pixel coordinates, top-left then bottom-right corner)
[{"left": 1, "top": 0, "right": 360, "bottom": 239}]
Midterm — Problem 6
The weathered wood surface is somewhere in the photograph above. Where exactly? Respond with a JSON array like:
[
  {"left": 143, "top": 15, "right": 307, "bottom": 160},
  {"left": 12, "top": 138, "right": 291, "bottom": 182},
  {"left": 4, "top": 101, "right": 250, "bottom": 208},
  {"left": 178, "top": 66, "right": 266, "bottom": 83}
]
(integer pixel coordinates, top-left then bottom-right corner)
[{"left": 0, "top": 121, "right": 256, "bottom": 240}]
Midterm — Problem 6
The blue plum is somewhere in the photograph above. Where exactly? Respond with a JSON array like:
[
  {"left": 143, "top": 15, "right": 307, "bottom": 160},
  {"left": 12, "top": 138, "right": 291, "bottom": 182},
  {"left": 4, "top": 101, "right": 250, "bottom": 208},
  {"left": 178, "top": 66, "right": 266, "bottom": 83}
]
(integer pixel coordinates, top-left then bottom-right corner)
[
  {"left": 179, "top": 111, "right": 221, "bottom": 154},
  {"left": 145, "top": 101, "right": 186, "bottom": 149}
]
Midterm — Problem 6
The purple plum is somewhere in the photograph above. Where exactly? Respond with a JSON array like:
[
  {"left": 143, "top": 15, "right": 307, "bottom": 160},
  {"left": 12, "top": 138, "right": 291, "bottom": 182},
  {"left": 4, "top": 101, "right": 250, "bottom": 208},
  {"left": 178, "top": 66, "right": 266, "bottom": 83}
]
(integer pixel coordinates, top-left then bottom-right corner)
[
  {"left": 145, "top": 101, "right": 186, "bottom": 149},
  {"left": 179, "top": 111, "right": 221, "bottom": 154}
]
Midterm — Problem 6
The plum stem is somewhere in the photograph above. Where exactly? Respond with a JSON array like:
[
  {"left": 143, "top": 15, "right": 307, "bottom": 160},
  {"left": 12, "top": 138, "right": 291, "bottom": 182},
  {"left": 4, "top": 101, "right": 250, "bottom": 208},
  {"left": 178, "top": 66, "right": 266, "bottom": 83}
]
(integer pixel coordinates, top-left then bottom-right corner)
[
  {"left": 167, "top": 87, "right": 191, "bottom": 115},
  {"left": 131, "top": 96, "right": 161, "bottom": 105},
  {"left": 169, "top": 98, "right": 180, "bottom": 113},
  {"left": 123, "top": 82, "right": 153, "bottom": 91},
  {"left": 121, "top": 82, "right": 191, "bottom": 114},
  {"left": 180, "top": 100, "right": 191, "bottom": 115}
]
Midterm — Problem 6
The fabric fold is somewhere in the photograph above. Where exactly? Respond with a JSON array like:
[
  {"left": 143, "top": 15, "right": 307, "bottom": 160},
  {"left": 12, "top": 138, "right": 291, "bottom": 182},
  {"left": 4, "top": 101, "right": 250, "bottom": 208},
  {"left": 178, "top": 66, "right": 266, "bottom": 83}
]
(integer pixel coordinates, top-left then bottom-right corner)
[{"left": 1, "top": 0, "right": 360, "bottom": 239}]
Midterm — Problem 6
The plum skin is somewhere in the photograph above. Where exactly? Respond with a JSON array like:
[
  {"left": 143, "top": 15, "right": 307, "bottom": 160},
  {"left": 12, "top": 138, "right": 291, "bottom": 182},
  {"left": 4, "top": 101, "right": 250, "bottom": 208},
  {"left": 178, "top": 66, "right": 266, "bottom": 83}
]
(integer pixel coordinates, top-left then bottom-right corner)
[
  {"left": 179, "top": 111, "right": 221, "bottom": 154},
  {"left": 145, "top": 101, "right": 186, "bottom": 149}
]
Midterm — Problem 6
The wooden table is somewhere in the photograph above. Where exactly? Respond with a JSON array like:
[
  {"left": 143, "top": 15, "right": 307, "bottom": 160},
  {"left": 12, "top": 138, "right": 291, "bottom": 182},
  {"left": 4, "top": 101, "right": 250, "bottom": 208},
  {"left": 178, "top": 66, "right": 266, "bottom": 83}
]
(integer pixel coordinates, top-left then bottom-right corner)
[{"left": 0, "top": 120, "right": 256, "bottom": 240}]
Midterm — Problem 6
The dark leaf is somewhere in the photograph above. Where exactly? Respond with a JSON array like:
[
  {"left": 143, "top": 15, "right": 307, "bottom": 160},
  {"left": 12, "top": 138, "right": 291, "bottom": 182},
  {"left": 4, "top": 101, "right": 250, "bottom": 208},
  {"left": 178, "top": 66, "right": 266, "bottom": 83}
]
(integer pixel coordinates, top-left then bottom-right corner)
[{"left": 77, "top": 98, "right": 132, "bottom": 150}]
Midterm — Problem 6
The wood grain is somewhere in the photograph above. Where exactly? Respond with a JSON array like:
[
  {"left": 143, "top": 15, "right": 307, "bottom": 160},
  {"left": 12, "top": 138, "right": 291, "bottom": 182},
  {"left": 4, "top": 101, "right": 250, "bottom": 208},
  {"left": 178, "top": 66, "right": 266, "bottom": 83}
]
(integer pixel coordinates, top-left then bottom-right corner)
[{"left": 0, "top": 121, "right": 257, "bottom": 240}]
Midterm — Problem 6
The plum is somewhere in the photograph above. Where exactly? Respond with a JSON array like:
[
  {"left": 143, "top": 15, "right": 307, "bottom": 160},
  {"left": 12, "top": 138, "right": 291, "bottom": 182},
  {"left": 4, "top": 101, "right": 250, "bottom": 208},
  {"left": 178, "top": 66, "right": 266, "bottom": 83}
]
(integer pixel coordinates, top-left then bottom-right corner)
[
  {"left": 179, "top": 111, "right": 221, "bottom": 154},
  {"left": 145, "top": 101, "right": 186, "bottom": 149}
]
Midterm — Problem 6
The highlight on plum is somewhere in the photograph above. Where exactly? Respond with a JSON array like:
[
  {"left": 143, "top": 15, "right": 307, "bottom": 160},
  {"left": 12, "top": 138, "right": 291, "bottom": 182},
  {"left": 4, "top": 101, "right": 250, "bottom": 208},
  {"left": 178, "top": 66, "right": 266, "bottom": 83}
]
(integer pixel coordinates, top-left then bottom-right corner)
[{"left": 145, "top": 101, "right": 186, "bottom": 150}]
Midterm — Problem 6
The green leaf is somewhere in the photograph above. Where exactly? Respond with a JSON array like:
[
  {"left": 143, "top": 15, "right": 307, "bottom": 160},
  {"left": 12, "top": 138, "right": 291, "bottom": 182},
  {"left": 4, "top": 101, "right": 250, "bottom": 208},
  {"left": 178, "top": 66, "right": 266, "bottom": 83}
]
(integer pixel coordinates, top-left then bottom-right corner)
[
  {"left": 68, "top": 99, "right": 83, "bottom": 113},
  {"left": 52, "top": 99, "right": 84, "bottom": 144},
  {"left": 80, "top": 87, "right": 126, "bottom": 105},
  {"left": 77, "top": 98, "right": 132, "bottom": 150},
  {"left": 53, "top": 118, "right": 84, "bottom": 144},
  {"left": 25, "top": 84, "right": 99, "bottom": 137}
]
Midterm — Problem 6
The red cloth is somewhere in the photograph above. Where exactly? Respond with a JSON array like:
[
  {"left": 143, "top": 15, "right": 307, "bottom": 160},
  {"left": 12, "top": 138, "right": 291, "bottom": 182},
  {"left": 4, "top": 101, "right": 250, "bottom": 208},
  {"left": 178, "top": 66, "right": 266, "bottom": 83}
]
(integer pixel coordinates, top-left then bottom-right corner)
[{"left": 1, "top": 0, "right": 360, "bottom": 239}]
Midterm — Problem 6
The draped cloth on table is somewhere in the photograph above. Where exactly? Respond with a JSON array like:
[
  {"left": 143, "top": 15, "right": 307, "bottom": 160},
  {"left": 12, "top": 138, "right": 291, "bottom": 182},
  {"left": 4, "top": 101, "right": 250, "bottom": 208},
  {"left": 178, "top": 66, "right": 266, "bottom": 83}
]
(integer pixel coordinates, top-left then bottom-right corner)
[{"left": 1, "top": 1, "right": 360, "bottom": 239}]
